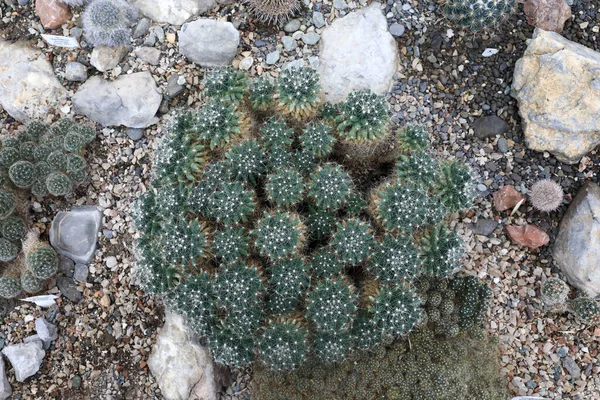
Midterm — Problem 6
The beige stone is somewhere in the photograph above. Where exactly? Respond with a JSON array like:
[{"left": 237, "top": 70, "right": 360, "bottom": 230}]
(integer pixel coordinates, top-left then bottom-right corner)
[{"left": 512, "top": 29, "right": 600, "bottom": 164}]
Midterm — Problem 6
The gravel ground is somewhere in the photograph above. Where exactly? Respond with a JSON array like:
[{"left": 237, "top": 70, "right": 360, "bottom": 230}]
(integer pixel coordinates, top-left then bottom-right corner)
[{"left": 1, "top": 0, "right": 600, "bottom": 399}]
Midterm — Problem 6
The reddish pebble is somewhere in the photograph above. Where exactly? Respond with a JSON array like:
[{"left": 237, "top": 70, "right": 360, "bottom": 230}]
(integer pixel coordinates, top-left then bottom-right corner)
[
  {"left": 505, "top": 224, "right": 550, "bottom": 249},
  {"left": 36, "top": 0, "right": 72, "bottom": 30},
  {"left": 493, "top": 185, "right": 527, "bottom": 212}
]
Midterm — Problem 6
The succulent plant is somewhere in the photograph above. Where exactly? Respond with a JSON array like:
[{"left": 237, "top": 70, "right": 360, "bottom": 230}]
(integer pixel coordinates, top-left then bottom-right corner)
[
  {"left": 433, "top": 161, "right": 478, "bottom": 213},
  {"left": 46, "top": 172, "right": 73, "bottom": 196},
  {"left": 9, "top": 161, "right": 37, "bottom": 190},
  {"left": 396, "top": 151, "right": 440, "bottom": 188},
  {"left": 308, "top": 163, "right": 352, "bottom": 210},
  {"left": 214, "top": 261, "right": 264, "bottom": 311},
  {"left": 419, "top": 224, "right": 464, "bottom": 276},
  {"left": 21, "top": 271, "right": 45, "bottom": 294},
  {"left": 330, "top": 219, "right": 375, "bottom": 265},
  {"left": 258, "top": 319, "right": 308, "bottom": 370},
  {"left": 530, "top": 179, "right": 564, "bottom": 212},
  {"left": 27, "top": 247, "right": 59, "bottom": 280},
  {"left": 196, "top": 101, "right": 245, "bottom": 150},
  {"left": 265, "top": 167, "right": 305, "bottom": 207},
  {"left": 249, "top": 77, "right": 276, "bottom": 111},
  {"left": 335, "top": 89, "right": 390, "bottom": 142},
  {"left": 369, "top": 235, "right": 421, "bottom": 283},
  {"left": 152, "top": 129, "right": 205, "bottom": 186},
  {"left": 0, "top": 277, "right": 21, "bottom": 299},
  {"left": 397, "top": 124, "right": 431, "bottom": 153},
  {"left": 569, "top": 297, "right": 600, "bottom": 325},
  {"left": 209, "top": 325, "right": 254, "bottom": 367},
  {"left": 82, "top": 0, "right": 139, "bottom": 48},
  {"left": 207, "top": 182, "right": 256, "bottom": 224},
  {"left": 313, "top": 330, "right": 352, "bottom": 363},
  {"left": 224, "top": 139, "right": 266, "bottom": 184},
  {"left": 276, "top": 67, "right": 320, "bottom": 120},
  {"left": 306, "top": 277, "right": 357, "bottom": 331},
  {"left": 300, "top": 123, "right": 335, "bottom": 158},
  {"left": 369, "top": 285, "right": 422, "bottom": 337},
  {"left": 305, "top": 206, "right": 336, "bottom": 240},
  {"left": 309, "top": 248, "right": 345, "bottom": 278},
  {"left": 205, "top": 67, "right": 249, "bottom": 105},
  {"left": 166, "top": 272, "right": 215, "bottom": 336},
  {"left": 443, "top": 0, "right": 517, "bottom": 32},
  {"left": 253, "top": 211, "right": 305, "bottom": 260},
  {"left": 541, "top": 277, "right": 570, "bottom": 307},
  {"left": 0, "top": 189, "right": 15, "bottom": 220},
  {"left": 159, "top": 218, "right": 208, "bottom": 266},
  {"left": 213, "top": 226, "right": 249, "bottom": 262},
  {"left": 260, "top": 118, "right": 294, "bottom": 149},
  {"left": 1, "top": 216, "right": 26, "bottom": 241},
  {"left": 267, "top": 257, "right": 309, "bottom": 314},
  {"left": 0, "top": 238, "right": 18, "bottom": 262},
  {"left": 245, "top": 0, "right": 302, "bottom": 24}
]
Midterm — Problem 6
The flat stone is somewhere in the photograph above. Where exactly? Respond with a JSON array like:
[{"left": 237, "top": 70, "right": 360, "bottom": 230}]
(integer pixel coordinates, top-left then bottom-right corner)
[
  {"left": 302, "top": 32, "right": 321, "bottom": 45},
  {"left": 553, "top": 182, "right": 600, "bottom": 297},
  {"left": 523, "top": 0, "right": 571, "bottom": 33},
  {"left": 127, "top": 128, "right": 144, "bottom": 141},
  {"left": 130, "top": 0, "right": 216, "bottom": 25},
  {"left": 133, "top": 18, "right": 150, "bottom": 38},
  {"left": 72, "top": 71, "right": 162, "bottom": 128},
  {"left": 2, "top": 340, "right": 45, "bottom": 382},
  {"left": 505, "top": 224, "right": 550, "bottom": 249},
  {"left": 74, "top": 263, "right": 88, "bottom": 283},
  {"left": 0, "top": 356, "right": 11, "bottom": 400},
  {"left": 166, "top": 74, "right": 185, "bottom": 97},
  {"left": 493, "top": 185, "right": 527, "bottom": 212},
  {"left": 35, "top": 0, "right": 71, "bottom": 29},
  {"left": 135, "top": 46, "right": 161, "bottom": 65},
  {"left": 469, "top": 219, "right": 499, "bottom": 237},
  {"left": 64, "top": 62, "right": 88, "bottom": 82},
  {"left": 333, "top": 0, "right": 348, "bottom": 10},
  {"left": 563, "top": 356, "right": 581, "bottom": 378},
  {"left": 49, "top": 206, "right": 102, "bottom": 264},
  {"left": 179, "top": 19, "right": 239, "bottom": 67},
  {"left": 56, "top": 276, "right": 82, "bottom": 303},
  {"left": 283, "top": 19, "right": 300, "bottom": 33},
  {"left": 313, "top": 11, "right": 325, "bottom": 28},
  {"left": 149, "top": 312, "right": 217, "bottom": 400},
  {"left": 389, "top": 23, "right": 405, "bottom": 37},
  {"left": 238, "top": 56, "right": 253, "bottom": 71},
  {"left": 497, "top": 137, "right": 509, "bottom": 153},
  {"left": 0, "top": 41, "right": 67, "bottom": 123},
  {"left": 472, "top": 115, "right": 510, "bottom": 139},
  {"left": 512, "top": 29, "right": 600, "bottom": 164},
  {"left": 266, "top": 51, "right": 280, "bottom": 65},
  {"left": 90, "top": 46, "right": 129, "bottom": 72},
  {"left": 318, "top": 3, "right": 398, "bottom": 103},
  {"left": 281, "top": 36, "right": 297, "bottom": 51}
]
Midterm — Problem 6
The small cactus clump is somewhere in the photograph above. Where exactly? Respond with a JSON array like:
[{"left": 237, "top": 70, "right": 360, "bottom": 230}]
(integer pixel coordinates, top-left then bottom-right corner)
[
  {"left": 0, "top": 277, "right": 21, "bottom": 299},
  {"left": 541, "top": 277, "right": 570, "bottom": 308},
  {"left": 334, "top": 89, "right": 390, "bottom": 142},
  {"left": 27, "top": 247, "right": 59, "bottom": 280},
  {"left": 133, "top": 67, "right": 480, "bottom": 371},
  {"left": 245, "top": 0, "right": 302, "bottom": 23},
  {"left": 82, "top": 0, "right": 139, "bottom": 48},
  {"left": 569, "top": 297, "right": 600, "bottom": 325},
  {"left": 443, "top": 0, "right": 517, "bottom": 32},
  {"left": 530, "top": 179, "right": 564, "bottom": 212}
]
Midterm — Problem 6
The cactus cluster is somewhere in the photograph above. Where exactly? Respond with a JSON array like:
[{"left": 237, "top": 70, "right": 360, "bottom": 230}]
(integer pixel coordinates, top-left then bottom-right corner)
[
  {"left": 134, "top": 67, "right": 479, "bottom": 370},
  {"left": 443, "top": 0, "right": 517, "bottom": 32},
  {"left": 538, "top": 276, "right": 600, "bottom": 325},
  {"left": 244, "top": 0, "right": 302, "bottom": 24},
  {"left": 569, "top": 297, "right": 600, "bottom": 326},
  {"left": 253, "top": 328, "right": 509, "bottom": 400},
  {"left": 82, "top": 0, "right": 139, "bottom": 48},
  {"left": 541, "top": 277, "right": 570, "bottom": 308}
]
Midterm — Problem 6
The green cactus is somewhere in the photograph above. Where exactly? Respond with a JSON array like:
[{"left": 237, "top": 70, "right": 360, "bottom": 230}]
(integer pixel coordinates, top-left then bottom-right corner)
[
  {"left": 569, "top": 297, "right": 600, "bottom": 325},
  {"left": 310, "top": 249, "right": 345, "bottom": 279},
  {"left": 159, "top": 218, "right": 208, "bottom": 266},
  {"left": 260, "top": 118, "right": 294, "bottom": 149},
  {"left": 335, "top": 89, "right": 390, "bottom": 141},
  {"left": 213, "top": 226, "right": 249, "bottom": 262},
  {"left": 207, "top": 182, "right": 256, "bottom": 224},
  {"left": 313, "top": 330, "right": 352, "bottom": 363},
  {"left": 153, "top": 130, "right": 205, "bottom": 186},
  {"left": 214, "top": 261, "right": 264, "bottom": 311},
  {"left": 308, "top": 163, "right": 352, "bottom": 210},
  {"left": 300, "top": 123, "right": 335, "bottom": 158},
  {"left": 252, "top": 211, "right": 305, "bottom": 260},
  {"left": 20, "top": 271, "right": 45, "bottom": 294},
  {"left": 0, "top": 238, "right": 18, "bottom": 262},
  {"left": 443, "top": 0, "right": 517, "bottom": 32},
  {"left": 166, "top": 272, "right": 215, "bottom": 336},
  {"left": 224, "top": 139, "right": 266, "bottom": 184},
  {"left": 276, "top": 67, "right": 320, "bottom": 120},
  {"left": 0, "top": 277, "right": 21, "bottom": 299},
  {"left": 1, "top": 216, "right": 26, "bottom": 241},
  {"left": 369, "top": 235, "right": 421, "bottom": 283},
  {"left": 541, "top": 277, "right": 570, "bottom": 307},
  {"left": 265, "top": 167, "right": 305, "bottom": 207},
  {"left": 204, "top": 67, "right": 249, "bottom": 105},
  {"left": 420, "top": 224, "right": 464, "bottom": 276},
  {"left": 196, "top": 101, "right": 245, "bottom": 150},
  {"left": 306, "top": 276, "right": 357, "bottom": 331},
  {"left": 305, "top": 206, "right": 336, "bottom": 240},
  {"left": 258, "top": 319, "right": 309, "bottom": 371},
  {"left": 8, "top": 160, "right": 36, "bottom": 188},
  {"left": 396, "top": 151, "right": 440, "bottom": 188},
  {"left": 330, "top": 219, "right": 375, "bottom": 265},
  {"left": 396, "top": 124, "right": 430, "bottom": 153},
  {"left": 267, "top": 258, "right": 309, "bottom": 314},
  {"left": 249, "top": 76, "right": 275, "bottom": 111},
  {"left": 433, "top": 161, "right": 478, "bottom": 213},
  {"left": 27, "top": 247, "right": 59, "bottom": 280},
  {"left": 209, "top": 325, "right": 254, "bottom": 367},
  {"left": 46, "top": 172, "right": 72, "bottom": 196},
  {"left": 369, "top": 285, "right": 422, "bottom": 337},
  {"left": 0, "top": 190, "right": 15, "bottom": 221},
  {"left": 0, "top": 148, "right": 20, "bottom": 168}
]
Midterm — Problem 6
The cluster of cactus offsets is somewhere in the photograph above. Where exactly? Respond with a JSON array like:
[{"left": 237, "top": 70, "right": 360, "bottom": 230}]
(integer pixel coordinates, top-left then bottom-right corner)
[
  {"left": 569, "top": 297, "right": 600, "bottom": 326},
  {"left": 133, "top": 66, "right": 479, "bottom": 370},
  {"left": 443, "top": 0, "right": 516, "bottom": 32},
  {"left": 415, "top": 275, "right": 491, "bottom": 337},
  {"left": 253, "top": 328, "right": 509, "bottom": 400},
  {"left": 82, "top": 0, "right": 139, "bottom": 48},
  {"left": 541, "top": 277, "right": 570, "bottom": 309},
  {"left": 244, "top": 0, "right": 302, "bottom": 24}
]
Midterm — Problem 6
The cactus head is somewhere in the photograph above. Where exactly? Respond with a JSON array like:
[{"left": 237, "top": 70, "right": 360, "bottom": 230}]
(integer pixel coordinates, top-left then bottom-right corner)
[
  {"left": 1, "top": 216, "right": 26, "bottom": 242},
  {"left": 46, "top": 172, "right": 73, "bottom": 196},
  {"left": 369, "top": 285, "right": 422, "bottom": 337},
  {"left": 0, "top": 277, "right": 21, "bottom": 299},
  {"left": 0, "top": 238, "right": 18, "bottom": 262},
  {"left": 276, "top": 67, "right": 320, "bottom": 120},
  {"left": 267, "top": 257, "right": 310, "bottom": 314},
  {"left": 21, "top": 271, "right": 45, "bottom": 294},
  {"left": 207, "top": 182, "right": 256, "bottom": 224},
  {"left": 419, "top": 224, "right": 464, "bottom": 276},
  {"left": 249, "top": 76, "right": 275, "bottom": 111},
  {"left": 265, "top": 167, "right": 305, "bottom": 207},
  {"left": 300, "top": 123, "right": 335, "bottom": 158},
  {"left": 197, "top": 101, "right": 244, "bottom": 150},
  {"left": 443, "top": 0, "right": 517, "bottom": 32},
  {"left": 330, "top": 219, "right": 376, "bottom": 265},
  {"left": 369, "top": 235, "right": 421, "bottom": 284},
  {"left": 433, "top": 161, "right": 478, "bottom": 213},
  {"left": 213, "top": 226, "right": 249, "bottom": 262},
  {"left": 205, "top": 67, "right": 249, "bottom": 105},
  {"left": 306, "top": 276, "right": 357, "bottom": 331},
  {"left": 308, "top": 163, "right": 352, "bottom": 210},
  {"left": 530, "top": 179, "right": 564, "bottom": 212},
  {"left": 224, "top": 139, "right": 266, "bottom": 184},
  {"left": 82, "top": 0, "right": 139, "bottom": 48},
  {"left": 258, "top": 318, "right": 309, "bottom": 371},
  {"left": 214, "top": 261, "right": 264, "bottom": 311},
  {"left": 0, "top": 189, "right": 15, "bottom": 220},
  {"left": 252, "top": 211, "right": 305, "bottom": 260},
  {"left": 245, "top": 0, "right": 302, "bottom": 23},
  {"left": 8, "top": 160, "right": 36, "bottom": 188},
  {"left": 396, "top": 124, "right": 430, "bottom": 153},
  {"left": 541, "top": 277, "right": 569, "bottom": 307},
  {"left": 569, "top": 297, "right": 600, "bottom": 326},
  {"left": 27, "top": 247, "right": 59, "bottom": 280},
  {"left": 335, "top": 89, "right": 390, "bottom": 142}
]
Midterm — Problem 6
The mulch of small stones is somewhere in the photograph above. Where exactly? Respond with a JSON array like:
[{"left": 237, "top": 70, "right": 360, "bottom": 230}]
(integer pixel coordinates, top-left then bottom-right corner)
[{"left": 1, "top": 0, "right": 600, "bottom": 399}]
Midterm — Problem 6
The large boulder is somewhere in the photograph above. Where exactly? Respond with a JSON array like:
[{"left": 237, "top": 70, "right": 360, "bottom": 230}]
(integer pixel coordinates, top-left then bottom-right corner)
[
  {"left": 553, "top": 182, "right": 600, "bottom": 297},
  {"left": 317, "top": 2, "right": 398, "bottom": 103},
  {"left": 148, "top": 312, "right": 217, "bottom": 400},
  {"left": 72, "top": 71, "right": 161, "bottom": 128},
  {"left": 0, "top": 41, "right": 67, "bottom": 123},
  {"left": 130, "top": 0, "right": 216, "bottom": 25},
  {"left": 512, "top": 29, "right": 600, "bottom": 164},
  {"left": 179, "top": 19, "right": 239, "bottom": 67}
]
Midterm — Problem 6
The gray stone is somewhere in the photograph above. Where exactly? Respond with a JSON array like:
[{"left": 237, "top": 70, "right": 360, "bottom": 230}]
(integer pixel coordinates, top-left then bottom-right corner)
[
  {"left": 282, "top": 36, "right": 297, "bottom": 51},
  {"left": 238, "top": 56, "right": 253, "bottom": 71},
  {"left": 313, "top": 11, "right": 325, "bottom": 28},
  {"left": 308, "top": 56, "right": 319, "bottom": 69},
  {"left": 127, "top": 128, "right": 144, "bottom": 141},
  {"left": 90, "top": 46, "right": 129, "bottom": 72},
  {"left": 49, "top": 206, "right": 102, "bottom": 264},
  {"left": 469, "top": 219, "right": 499, "bottom": 237},
  {"left": 179, "top": 19, "right": 239, "bottom": 67},
  {"left": 389, "top": 23, "right": 405, "bottom": 37},
  {"left": 72, "top": 71, "right": 162, "bottom": 128},
  {"left": 563, "top": 356, "right": 581, "bottom": 378},
  {"left": 497, "top": 137, "right": 509, "bottom": 153},
  {"left": 74, "top": 264, "right": 89, "bottom": 283},
  {"left": 133, "top": 18, "right": 150, "bottom": 38},
  {"left": 512, "top": 29, "right": 600, "bottom": 164},
  {"left": 35, "top": 318, "right": 58, "bottom": 346},
  {"left": 333, "top": 0, "right": 348, "bottom": 10},
  {"left": 0, "top": 41, "right": 67, "bottom": 123},
  {"left": 2, "top": 340, "right": 45, "bottom": 382},
  {"left": 58, "top": 255, "right": 74, "bottom": 277},
  {"left": 283, "top": 19, "right": 300, "bottom": 33},
  {"left": 166, "top": 74, "right": 185, "bottom": 97},
  {"left": 0, "top": 356, "right": 11, "bottom": 400},
  {"left": 149, "top": 312, "right": 217, "bottom": 400},
  {"left": 318, "top": 3, "right": 398, "bottom": 103},
  {"left": 144, "top": 32, "right": 157, "bottom": 47},
  {"left": 56, "top": 277, "right": 82, "bottom": 303},
  {"left": 70, "top": 27, "right": 83, "bottom": 39},
  {"left": 553, "top": 182, "right": 600, "bottom": 297},
  {"left": 284, "top": 59, "right": 305, "bottom": 71},
  {"left": 472, "top": 115, "right": 510, "bottom": 139},
  {"left": 130, "top": 0, "right": 216, "bottom": 25},
  {"left": 302, "top": 32, "right": 321, "bottom": 45},
  {"left": 135, "top": 47, "right": 161, "bottom": 65},
  {"left": 266, "top": 51, "right": 280, "bottom": 65},
  {"left": 64, "top": 62, "right": 88, "bottom": 82},
  {"left": 153, "top": 26, "right": 165, "bottom": 43}
]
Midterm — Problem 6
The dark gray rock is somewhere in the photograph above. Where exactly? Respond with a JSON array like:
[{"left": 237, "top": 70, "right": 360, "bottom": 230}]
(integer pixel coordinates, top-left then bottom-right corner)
[
  {"left": 563, "top": 356, "right": 581, "bottom": 378},
  {"left": 553, "top": 182, "right": 600, "bottom": 297},
  {"left": 472, "top": 115, "right": 510, "bottom": 139},
  {"left": 133, "top": 18, "right": 150, "bottom": 39},
  {"left": 64, "top": 62, "right": 88, "bottom": 82},
  {"left": 58, "top": 255, "right": 74, "bottom": 277},
  {"left": 497, "top": 137, "right": 509, "bottom": 153},
  {"left": 127, "top": 128, "right": 144, "bottom": 141},
  {"left": 469, "top": 219, "right": 499, "bottom": 237},
  {"left": 74, "top": 264, "right": 88, "bottom": 283},
  {"left": 50, "top": 206, "right": 102, "bottom": 264},
  {"left": 56, "top": 276, "right": 82, "bottom": 303}
]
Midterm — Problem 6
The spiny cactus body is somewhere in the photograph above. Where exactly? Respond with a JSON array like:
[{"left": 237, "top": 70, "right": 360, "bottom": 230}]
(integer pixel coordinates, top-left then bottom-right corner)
[
  {"left": 82, "top": 0, "right": 138, "bottom": 48},
  {"left": 245, "top": 0, "right": 302, "bottom": 24},
  {"left": 443, "top": 0, "right": 517, "bottom": 32},
  {"left": 530, "top": 179, "right": 564, "bottom": 212}
]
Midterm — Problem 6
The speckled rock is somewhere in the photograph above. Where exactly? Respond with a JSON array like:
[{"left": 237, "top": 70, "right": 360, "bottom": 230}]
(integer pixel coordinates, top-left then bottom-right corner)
[
  {"left": 512, "top": 29, "right": 600, "bottom": 164},
  {"left": 317, "top": 2, "right": 398, "bottom": 103},
  {"left": 129, "top": 0, "right": 216, "bottom": 25},
  {"left": 553, "top": 182, "right": 600, "bottom": 297},
  {"left": 149, "top": 311, "right": 217, "bottom": 400},
  {"left": 179, "top": 19, "right": 239, "bottom": 67},
  {"left": 0, "top": 41, "right": 67, "bottom": 123}
]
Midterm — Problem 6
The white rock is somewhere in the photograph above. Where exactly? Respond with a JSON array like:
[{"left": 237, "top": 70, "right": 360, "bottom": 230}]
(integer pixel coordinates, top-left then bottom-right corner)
[
  {"left": 130, "top": 0, "right": 216, "bottom": 25},
  {"left": 72, "top": 71, "right": 161, "bottom": 128},
  {"left": 90, "top": 46, "right": 129, "bottom": 72},
  {"left": 64, "top": 62, "right": 88, "bottom": 82},
  {"left": 317, "top": 2, "right": 398, "bottom": 103},
  {"left": 0, "top": 41, "right": 67, "bottom": 123},
  {"left": 179, "top": 19, "right": 239, "bottom": 67},
  {"left": 239, "top": 56, "right": 253, "bottom": 70},
  {"left": 149, "top": 312, "right": 217, "bottom": 400},
  {"left": 20, "top": 295, "right": 58, "bottom": 308},
  {"left": 512, "top": 29, "right": 600, "bottom": 164},
  {"left": 0, "top": 356, "right": 11, "bottom": 400},
  {"left": 2, "top": 340, "right": 45, "bottom": 382}
]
